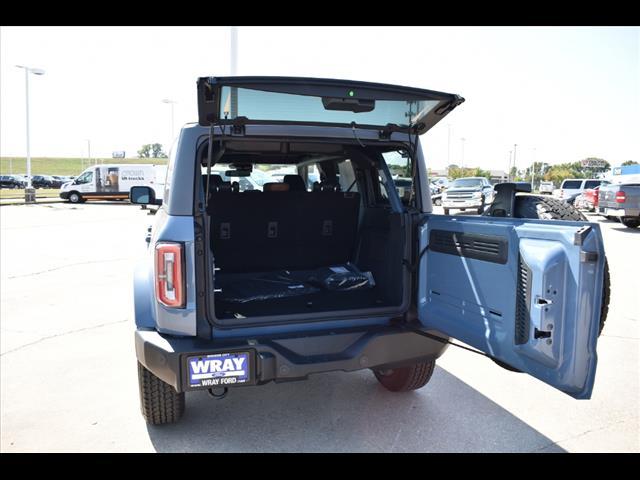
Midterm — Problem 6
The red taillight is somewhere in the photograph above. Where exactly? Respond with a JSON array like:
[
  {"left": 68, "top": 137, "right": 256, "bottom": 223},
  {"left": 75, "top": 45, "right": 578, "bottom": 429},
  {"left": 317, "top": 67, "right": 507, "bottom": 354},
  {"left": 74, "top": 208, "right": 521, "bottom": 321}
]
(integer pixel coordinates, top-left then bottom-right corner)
[
  {"left": 155, "top": 242, "right": 185, "bottom": 308},
  {"left": 616, "top": 191, "right": 626, "bottom": 203}
]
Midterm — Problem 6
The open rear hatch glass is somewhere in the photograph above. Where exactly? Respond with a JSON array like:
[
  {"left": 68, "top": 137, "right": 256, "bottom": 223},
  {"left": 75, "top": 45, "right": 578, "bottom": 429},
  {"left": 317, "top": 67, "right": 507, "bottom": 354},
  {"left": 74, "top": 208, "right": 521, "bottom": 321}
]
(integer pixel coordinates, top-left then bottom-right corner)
[{"left": 197, "top": 76, "right": 464, "bottom": 135}]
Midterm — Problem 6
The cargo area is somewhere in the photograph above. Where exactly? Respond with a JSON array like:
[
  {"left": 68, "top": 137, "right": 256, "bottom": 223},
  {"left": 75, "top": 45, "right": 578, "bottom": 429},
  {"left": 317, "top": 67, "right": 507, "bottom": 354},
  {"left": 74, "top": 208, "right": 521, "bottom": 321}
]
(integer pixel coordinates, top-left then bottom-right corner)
[{"left": 200, "top": 144, "right": 410, "bottom": 322}]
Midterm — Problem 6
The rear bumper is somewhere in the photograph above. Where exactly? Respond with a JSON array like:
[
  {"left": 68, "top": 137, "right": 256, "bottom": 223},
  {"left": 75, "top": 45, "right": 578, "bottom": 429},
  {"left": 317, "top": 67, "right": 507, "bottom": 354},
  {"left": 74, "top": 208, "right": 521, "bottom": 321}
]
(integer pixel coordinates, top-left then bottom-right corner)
[
  {"left": 135, "top": 325, "right": 449, "bottom": 393},
  {"left": 598, "top": 207, "right": 640, "bottom": 217},
  {"left": 59, "top": 192, "right": 69, "bottom": 200}
]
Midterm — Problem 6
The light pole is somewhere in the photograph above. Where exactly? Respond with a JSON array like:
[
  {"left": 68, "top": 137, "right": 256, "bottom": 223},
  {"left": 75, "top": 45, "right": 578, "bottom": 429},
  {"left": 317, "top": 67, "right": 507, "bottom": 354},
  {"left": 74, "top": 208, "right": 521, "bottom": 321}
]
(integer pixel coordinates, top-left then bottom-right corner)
[
  {"left": 508, "top": 150, "right": 512, "bottom": 182},
  {"left": 229, "top": 27, "right": 239, "bottom": 119},
  {"left": 531, "top": 147, "right": 536, "bottom": 189},
  {"left": 460, "top": 137, "right": 466, "bottom": 170},
  {"left": 161, "top": 99, "right": 177, "bottom": 148},
  {"left": 230, "top": 26, "right": 238, "bottom": 76},
  {"left": 16, "top": 65, "right": 45, "bottom": 203},
  {"left": 447, "top": 124, "right": 452, "bottom": 166},
  {"left": 513, "top": 143, "right": 518, "bottom": 180},
  {"left": 86, "top": 139, "right": 92, "bottom": 166}
]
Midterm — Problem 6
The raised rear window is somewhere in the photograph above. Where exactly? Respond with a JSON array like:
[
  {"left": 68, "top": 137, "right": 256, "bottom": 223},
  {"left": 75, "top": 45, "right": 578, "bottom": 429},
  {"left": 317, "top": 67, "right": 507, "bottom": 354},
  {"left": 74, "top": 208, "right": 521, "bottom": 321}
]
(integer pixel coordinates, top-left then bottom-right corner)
[
  {"left": 219, "top": 86, "right": 440, "bottom": 129},
  {"left": 198, "top": 77, "right": 463, "bottom": 134}
]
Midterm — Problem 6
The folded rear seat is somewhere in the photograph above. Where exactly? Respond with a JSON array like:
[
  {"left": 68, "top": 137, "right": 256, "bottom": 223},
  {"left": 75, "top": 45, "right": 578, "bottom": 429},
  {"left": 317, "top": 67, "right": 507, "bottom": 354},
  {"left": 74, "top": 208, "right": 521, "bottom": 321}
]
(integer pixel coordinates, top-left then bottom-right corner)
[{"left": 208, "top": 174, "right": 360, "bottom": 273}]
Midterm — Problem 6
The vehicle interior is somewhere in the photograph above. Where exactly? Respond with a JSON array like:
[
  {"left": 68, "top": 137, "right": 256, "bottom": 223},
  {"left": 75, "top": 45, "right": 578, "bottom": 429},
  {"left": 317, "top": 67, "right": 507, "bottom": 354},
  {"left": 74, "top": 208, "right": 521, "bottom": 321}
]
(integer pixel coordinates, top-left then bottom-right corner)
[{"left": 197, "top": 139, "right": 417, "bottom": 323}]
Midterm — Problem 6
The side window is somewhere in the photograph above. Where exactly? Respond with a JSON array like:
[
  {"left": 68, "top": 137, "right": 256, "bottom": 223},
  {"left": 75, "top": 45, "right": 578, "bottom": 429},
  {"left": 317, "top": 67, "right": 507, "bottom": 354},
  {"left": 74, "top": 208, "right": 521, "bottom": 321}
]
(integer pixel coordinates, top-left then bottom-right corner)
[
  {"left": 76, "top": 171, "right": 93, "bottom": 184},
  {"left": 337, "top": 160, "right": 358, "bottom": 193},
  {"left": 164, "top": 142, "right": 178, "bottom": 202},
  {"left": 562, "top": 180, "right": 582, "bottom": 189},
  {"left": 381, "top": 151, "right": 414, "bottom": 207}
]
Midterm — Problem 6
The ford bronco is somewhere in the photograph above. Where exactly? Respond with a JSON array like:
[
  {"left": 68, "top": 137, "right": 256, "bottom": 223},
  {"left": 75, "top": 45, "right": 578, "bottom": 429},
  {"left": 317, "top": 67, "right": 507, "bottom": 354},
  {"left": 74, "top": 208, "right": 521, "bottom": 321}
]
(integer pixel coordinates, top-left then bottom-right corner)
[{"left": 131, "top": 77, "right": 609, "bottom": 425}]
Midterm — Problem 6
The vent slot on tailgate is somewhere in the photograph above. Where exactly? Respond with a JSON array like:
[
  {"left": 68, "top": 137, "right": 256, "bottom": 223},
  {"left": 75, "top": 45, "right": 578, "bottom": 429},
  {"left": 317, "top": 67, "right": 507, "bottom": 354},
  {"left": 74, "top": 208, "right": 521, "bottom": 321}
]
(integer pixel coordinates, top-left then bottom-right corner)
[
  {"left": 429, "top": 229, "right": 508, "bottom": 264},
  {"left": 515, "top": 255, "right": 532, "bottom": 345}
]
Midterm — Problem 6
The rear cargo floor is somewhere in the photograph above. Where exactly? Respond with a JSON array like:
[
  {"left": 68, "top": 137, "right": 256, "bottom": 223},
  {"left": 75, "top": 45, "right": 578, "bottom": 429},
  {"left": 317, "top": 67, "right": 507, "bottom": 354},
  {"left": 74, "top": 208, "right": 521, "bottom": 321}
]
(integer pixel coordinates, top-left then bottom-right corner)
[{"left": 213, "top": 269, "right": 392, "bottom": 320}]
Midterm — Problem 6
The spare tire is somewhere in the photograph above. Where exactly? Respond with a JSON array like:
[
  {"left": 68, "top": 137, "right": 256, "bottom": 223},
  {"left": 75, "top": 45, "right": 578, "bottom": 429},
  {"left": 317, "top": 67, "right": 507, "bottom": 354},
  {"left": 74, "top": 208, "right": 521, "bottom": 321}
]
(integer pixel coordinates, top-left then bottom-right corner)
[{"left": 513, "top": 195, "right": 609, "bottom": 336}]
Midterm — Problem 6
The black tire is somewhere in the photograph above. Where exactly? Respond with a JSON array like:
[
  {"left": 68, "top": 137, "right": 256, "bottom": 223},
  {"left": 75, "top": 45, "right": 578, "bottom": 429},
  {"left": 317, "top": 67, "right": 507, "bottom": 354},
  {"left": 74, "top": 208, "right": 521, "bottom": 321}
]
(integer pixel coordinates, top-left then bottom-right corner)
[
  {"left": 137, "top": 362, "right": 185, "bottom": 425},
  {"left": 443, "top": 208, "right": 450, "bottom": 215},
  {"left": 621, "top": 217, "right": 640, "bottom": 228},
  {"left": 373, "top": 360, "right": 436, "bottom": 392},
  {"left": 434, "top": 197, "right": 442, "bottom": 206},
  {"left": 68, "top": 192, "right": 83, "bottom": 204},
  {"left": 514, "top": 195, "right": 610, "bottom": 335}
]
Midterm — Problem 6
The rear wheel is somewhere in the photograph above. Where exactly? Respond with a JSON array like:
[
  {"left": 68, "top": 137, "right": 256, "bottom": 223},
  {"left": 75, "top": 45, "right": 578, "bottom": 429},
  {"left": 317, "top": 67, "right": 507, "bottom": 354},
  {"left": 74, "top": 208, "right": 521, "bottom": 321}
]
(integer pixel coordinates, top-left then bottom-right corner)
[
  {"left": 137, "top": 362, "right": 185, "bottom": 425},
  {"left": 621, "top": 217, "right": 640, "bottom": 228},
  {"left": 373, "top": 360, "right": 436, "bottom": 392},
  {"left": 514, "top": 195, "right": 609, "bottom": 335}
]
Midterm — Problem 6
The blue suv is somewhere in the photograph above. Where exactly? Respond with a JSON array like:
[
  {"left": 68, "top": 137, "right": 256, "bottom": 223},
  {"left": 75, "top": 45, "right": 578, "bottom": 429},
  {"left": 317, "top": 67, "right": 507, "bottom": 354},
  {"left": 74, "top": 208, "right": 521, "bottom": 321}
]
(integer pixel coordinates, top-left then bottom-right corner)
[{"left": 131, "top": 77, "right": 609, "bottom": 424}]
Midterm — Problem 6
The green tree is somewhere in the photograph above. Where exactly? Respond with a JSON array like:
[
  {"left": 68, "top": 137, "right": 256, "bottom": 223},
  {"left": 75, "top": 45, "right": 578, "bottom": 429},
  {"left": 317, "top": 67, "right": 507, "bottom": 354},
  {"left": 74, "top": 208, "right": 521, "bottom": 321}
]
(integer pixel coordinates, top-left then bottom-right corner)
[
  {"left": 137, "top": 144, "right": 152, "bottom": 158},
  {"left": 544, "top": 167, "right": 574, "bottom": 185},
  {"left": 151, "top": 143, "right": 168, "bottom": 158},
  {"left": 622, "top": 160, "right": 638, "bottom": 166},
  {"left": 449, "top": 166, "right": 491, "bottom": 180}
]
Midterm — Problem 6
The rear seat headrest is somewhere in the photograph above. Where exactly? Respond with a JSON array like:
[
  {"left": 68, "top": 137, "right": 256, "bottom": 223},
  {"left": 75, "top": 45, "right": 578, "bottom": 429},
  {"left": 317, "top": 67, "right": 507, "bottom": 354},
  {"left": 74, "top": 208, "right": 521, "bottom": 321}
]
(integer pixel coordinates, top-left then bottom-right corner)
[
  {"left": 264, "top": 182, "right": 290, "bottom": 192},
  {"left": 204, "top": 174, "right": 239, "bottom": 194},
  {"left": 217, "top": 181, "right": 239, "bottom": 193},
  {"left": 283, "top": 174, "right": 306, "bottom": 192},
  {"left": 312, "top": 181, "right": 341, "bottom": 192}
]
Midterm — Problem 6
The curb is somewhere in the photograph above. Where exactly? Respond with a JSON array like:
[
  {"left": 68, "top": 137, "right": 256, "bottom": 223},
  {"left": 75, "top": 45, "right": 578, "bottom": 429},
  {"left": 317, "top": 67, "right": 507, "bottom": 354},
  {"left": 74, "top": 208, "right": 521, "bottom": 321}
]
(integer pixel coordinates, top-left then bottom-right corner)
[{"left": 0, "top": 199, "right": 65, "bottom": 206}]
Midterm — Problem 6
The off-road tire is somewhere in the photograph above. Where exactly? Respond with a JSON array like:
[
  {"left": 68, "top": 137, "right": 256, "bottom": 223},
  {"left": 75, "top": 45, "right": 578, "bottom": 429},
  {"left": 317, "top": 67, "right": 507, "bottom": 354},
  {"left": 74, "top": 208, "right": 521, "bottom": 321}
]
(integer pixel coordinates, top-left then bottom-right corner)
[
  {"left": 373, "top": 360, "right": 436, "bottom": 392},
  {"left": 138, "top": 362, "right": 185, "bottom": 425},
  {"left": 514, "top": 194, "right": 610, "bottom": 335},
  {"left": 514, "top": 194, "right": 586, "bottom": 221},
  {"left": 621, "top": 217, "right": 640, "bottom": 228}
]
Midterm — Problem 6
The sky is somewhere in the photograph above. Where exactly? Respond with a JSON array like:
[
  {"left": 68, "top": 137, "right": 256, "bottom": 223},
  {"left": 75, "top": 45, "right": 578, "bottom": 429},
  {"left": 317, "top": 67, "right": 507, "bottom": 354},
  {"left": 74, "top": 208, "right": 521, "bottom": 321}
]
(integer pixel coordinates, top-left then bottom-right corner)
[{"left": 1, "top": 26, "right": 638, "bottom": 172}]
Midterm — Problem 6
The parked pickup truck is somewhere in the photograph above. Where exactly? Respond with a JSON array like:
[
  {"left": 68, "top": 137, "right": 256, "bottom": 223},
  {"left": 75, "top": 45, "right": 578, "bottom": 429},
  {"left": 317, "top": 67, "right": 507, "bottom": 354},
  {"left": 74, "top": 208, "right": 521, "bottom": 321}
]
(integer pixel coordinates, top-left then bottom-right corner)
[
  {"left": 598, "top": 183, "right": 640, "bottom": 228},
  {"left": 441, "top": 177, "right": 495, "bottom": 214}
]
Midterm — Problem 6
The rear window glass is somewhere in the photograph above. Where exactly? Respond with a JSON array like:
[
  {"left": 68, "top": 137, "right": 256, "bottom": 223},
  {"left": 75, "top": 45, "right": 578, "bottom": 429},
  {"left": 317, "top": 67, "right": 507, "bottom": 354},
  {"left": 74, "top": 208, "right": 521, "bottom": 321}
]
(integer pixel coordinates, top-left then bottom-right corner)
[
  {"left": 584, "top": 180, "right": 603, "bottom": 189},
  {"left": 219, "top": 86, "right": 439, "bottom": 128},
  {"left": 562, "top": 180, "right": 582, "bottom": 189},
  {"left": 203, "top": 164, "right": 312, "bottom": 192}
]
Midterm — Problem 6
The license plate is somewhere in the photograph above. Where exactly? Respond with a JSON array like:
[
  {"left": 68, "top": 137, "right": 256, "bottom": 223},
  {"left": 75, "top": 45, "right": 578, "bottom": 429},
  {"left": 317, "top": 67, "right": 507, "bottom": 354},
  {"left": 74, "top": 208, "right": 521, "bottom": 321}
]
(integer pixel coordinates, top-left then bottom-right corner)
[
  {"left": 606, "top": 208, "right": 624, "bottom": 216},
  {"left": 187, "top": 352, "right": 251, "bottom": 388}
]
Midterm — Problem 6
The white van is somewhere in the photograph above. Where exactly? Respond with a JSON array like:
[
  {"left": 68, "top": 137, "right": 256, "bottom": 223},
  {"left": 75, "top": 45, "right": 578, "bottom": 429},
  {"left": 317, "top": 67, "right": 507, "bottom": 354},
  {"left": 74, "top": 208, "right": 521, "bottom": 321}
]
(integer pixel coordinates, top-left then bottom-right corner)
[{"left": 60, "top": 164, "right": 167, "bottom": 203}]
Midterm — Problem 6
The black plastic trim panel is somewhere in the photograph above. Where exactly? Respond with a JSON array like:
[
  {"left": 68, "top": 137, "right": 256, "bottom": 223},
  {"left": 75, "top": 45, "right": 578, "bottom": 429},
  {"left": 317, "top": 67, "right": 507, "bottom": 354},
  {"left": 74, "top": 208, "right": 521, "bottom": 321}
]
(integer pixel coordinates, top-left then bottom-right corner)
[{"left": 429, "top": 229, "right": 508, "bottom": 264}]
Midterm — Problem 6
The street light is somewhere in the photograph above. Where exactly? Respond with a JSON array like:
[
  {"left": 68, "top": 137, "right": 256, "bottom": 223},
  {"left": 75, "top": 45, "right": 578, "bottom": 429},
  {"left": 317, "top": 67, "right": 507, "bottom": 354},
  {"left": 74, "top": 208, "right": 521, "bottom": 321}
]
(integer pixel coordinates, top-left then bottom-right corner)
[
  {"left": 16, "top": 65, "right": 45, "bottom": 203},
  {"left": 531, "top": 147, "right": 536, "bottom": 189},
  {"left": 161, "top": 99, "right": 177, "bottom": 148},
  {"left": 460, "top": 137, "right": 466, "bottom": 170},
  {"left": 447, "top": 124, "right": 452, "bottom": 166},
  {"left": 513, "top": 143, "right": 518, "bottom": 179}
]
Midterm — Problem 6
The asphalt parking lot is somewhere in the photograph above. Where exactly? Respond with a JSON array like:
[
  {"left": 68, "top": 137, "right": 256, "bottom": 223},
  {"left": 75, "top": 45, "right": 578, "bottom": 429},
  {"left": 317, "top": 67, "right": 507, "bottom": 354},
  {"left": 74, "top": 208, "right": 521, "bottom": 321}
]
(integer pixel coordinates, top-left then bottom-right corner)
[{"left": 1, "top": 203, "right": 638, "bottom": 452}]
